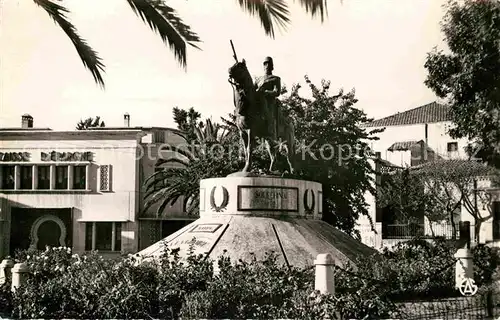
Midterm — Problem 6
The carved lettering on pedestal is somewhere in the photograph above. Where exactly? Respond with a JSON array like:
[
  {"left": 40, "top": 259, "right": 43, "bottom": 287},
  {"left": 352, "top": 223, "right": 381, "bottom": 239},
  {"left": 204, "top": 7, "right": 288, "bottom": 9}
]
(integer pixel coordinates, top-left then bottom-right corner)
[
  {"left": 169, "top": 237, "right": 209, "bottom": 249},
  {"left": 237, "top": 186, "right": 298, "bottom": 212}
]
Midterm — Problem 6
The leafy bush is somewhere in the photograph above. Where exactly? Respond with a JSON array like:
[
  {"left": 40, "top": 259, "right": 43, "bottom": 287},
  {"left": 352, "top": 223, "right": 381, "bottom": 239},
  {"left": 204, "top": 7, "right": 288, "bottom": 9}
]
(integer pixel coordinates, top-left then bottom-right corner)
[
  {"left": 9, "top": 239, "right": 498, "bottom": 319},
  {"left": 338, "top": 238, "right": 458, "bottom": 301},
  {"left": 345, "top": 238, "right": 500, "bottom": 301},
  {"left": 471, "top": 244, "right": 500, "bottom": 286},
  {"left": 0, "top": 282, "right": 13, "bottom": 316},
  {"left": 2, "top": 246, "right": 398, "bottom": 319}
]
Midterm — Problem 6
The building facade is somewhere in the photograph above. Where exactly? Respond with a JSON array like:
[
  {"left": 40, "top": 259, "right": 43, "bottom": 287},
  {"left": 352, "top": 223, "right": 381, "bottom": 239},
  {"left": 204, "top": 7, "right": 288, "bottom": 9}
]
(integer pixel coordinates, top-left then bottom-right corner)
[
  {"left": 356, "top": 102, "right": 500, "bottom": 249},
  {"left": 0, "top": 114, "right": 192, "bottom": 259},
  {"left": 364, "top": 101, "right": 469, "bottom": 166}
]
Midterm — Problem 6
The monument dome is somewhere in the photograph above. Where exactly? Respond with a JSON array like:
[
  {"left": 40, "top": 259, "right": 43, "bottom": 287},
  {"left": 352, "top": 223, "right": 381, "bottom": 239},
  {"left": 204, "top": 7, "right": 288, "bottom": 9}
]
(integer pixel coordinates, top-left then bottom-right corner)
[{"left": 137, "top": 176, "right": 377, "bottom": 269}]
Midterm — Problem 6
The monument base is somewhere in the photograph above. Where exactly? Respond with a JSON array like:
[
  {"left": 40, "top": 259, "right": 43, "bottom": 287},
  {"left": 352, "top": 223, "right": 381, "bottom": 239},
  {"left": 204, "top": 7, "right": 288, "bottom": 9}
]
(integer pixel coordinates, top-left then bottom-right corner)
[{"left": 137, "top": 176, "right": 377, "bottom": 269}]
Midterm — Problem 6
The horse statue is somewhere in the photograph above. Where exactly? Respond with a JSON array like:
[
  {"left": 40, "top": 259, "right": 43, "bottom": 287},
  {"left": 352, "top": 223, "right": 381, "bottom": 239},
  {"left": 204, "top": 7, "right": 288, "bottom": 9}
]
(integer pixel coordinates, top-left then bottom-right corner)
[{"left": 228, "top": 58, "right": 295, "bottom": 175}]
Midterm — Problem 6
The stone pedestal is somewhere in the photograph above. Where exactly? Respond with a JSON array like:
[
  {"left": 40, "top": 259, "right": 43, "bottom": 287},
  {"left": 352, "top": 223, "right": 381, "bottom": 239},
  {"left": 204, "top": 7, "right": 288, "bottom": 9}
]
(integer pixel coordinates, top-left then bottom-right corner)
[
  {"left": 138, "top": 176, "right": 376, "bottom": 269},
  {"left": 199, "top": 177, "right": 322, "bottom": 219}
]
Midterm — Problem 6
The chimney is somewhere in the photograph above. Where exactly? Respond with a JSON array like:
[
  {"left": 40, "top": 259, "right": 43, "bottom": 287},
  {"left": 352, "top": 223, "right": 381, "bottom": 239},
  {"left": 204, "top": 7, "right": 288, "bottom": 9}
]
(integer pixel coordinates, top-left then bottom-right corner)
[
  {"left": 21, "top": 114, "right": 33, "bottom": 128},
  {"left": 124, "top": 113, "right": 130, "bottom": 127}
]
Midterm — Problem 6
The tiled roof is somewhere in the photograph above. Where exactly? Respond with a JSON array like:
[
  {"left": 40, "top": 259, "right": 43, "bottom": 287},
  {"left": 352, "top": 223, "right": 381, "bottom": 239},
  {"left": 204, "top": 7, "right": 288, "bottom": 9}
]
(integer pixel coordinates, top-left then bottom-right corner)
[
  {"left": 411, "top": 159, "right": 498, "bottom": 177},
  {"left": 363, "top": 102, "right": 451, "bottom": 128},
  {"left": 387, "top": 140, "right": 422, "bottom": 151}
]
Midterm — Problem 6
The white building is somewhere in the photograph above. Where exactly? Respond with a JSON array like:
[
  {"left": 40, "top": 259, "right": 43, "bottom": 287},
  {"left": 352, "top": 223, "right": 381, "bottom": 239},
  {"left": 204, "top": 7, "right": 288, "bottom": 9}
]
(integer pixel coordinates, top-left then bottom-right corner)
[
  {"left": 0, "top": 114, "right": 193, "bottom": 259},
  {"left": 356, "top": 102, "right": 500, "bottom": 249},
  {"left": 364, "top": 101, "right": 469, "bottom": 166}
]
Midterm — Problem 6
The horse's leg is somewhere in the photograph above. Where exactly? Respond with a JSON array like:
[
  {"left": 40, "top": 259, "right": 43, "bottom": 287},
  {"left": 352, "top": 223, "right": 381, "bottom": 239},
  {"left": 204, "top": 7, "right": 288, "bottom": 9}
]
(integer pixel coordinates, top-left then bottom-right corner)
[
  {"left": 240, "top": 129, "right": 249, "bottom": 173},
  {"left": 237, "top": 128, "right": 244, "bottom": 162},
  {"left": 286, "top": 129, "right": 295, "bottom": 174},
  {"left": 285, "top": 142, "right": 294, "bottom": 174},
  {"left": 245, "top": 128, "right": 252, "bottom": 171}
]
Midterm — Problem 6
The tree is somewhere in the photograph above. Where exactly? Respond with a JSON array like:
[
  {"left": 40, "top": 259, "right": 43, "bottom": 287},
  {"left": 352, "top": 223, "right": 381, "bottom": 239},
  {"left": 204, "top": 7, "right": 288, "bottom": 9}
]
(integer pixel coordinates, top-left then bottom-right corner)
[
  {"left": 424, "top": 0, "right": 500, "bottom": 169},
  {"left": 76, "top": 116, "right": 105, "bottom": 130},
  {"left": 143, "top": 113, "right": 241, "bottom": 216},
  {"left": 282, "top": 77, "right": 383, "bottom": 235},
  {"left": 172, "top": 107, "right": 202, "bottom": 144},
  {"left": 379, "top": 159, "right": 500, "bottom": 242},
  {"left": 378, "top": 165, "right": 464, "bottom": 239},
  {"left": 30, "top": 0, "right": 328, "bottom": 87}
]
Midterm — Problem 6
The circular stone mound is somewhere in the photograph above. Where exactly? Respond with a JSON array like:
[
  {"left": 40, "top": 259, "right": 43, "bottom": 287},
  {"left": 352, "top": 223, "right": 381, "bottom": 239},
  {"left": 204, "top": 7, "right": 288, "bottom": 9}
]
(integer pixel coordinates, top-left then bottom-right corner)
[{"left": 137, "top": 176, "right": 377, "bottom": 269}]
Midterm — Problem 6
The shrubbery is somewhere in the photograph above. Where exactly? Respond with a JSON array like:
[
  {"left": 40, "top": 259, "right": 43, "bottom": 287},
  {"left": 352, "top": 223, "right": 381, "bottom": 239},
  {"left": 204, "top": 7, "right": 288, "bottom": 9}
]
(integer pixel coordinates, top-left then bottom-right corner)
[
  {"left": 0, "top": 239, "right": 499, "bottom": 319},
  {"left": 0, "top": 246, "right": 396, "bottom": 319},
  {"left": 356, "top": 238, "right": 457, "bottom": 300}
]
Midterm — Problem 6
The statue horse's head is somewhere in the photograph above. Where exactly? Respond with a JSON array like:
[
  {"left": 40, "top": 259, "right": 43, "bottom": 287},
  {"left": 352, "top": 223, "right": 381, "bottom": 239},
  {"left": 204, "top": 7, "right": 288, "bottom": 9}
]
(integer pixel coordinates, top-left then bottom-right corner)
[{"left": 228, "top": 59, "right": 252, "bottom": 88}]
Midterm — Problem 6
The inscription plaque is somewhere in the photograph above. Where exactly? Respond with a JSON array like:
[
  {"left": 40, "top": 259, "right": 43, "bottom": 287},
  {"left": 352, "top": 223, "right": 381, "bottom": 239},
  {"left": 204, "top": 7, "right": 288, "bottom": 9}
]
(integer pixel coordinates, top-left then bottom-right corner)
[
  {"left": 190, "top": 224, "right": 222, "bottom": 233},
  {"left": 237, "top": 186, "right": 298, "bottom": 211}
]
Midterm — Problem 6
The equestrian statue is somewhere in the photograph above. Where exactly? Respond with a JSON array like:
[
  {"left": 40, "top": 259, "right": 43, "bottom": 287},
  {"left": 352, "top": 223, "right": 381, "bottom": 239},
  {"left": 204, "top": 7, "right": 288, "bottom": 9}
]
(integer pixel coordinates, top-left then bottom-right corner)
[{"left": 228, "top": 40, "right": 295, "bottom": 175}]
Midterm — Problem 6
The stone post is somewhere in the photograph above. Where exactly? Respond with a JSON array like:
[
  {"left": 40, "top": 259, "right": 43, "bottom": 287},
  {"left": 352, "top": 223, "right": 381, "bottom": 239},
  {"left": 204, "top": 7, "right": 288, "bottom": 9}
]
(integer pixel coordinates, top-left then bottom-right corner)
[
  {"left": 314, "top": 253, "right": 335, "bottom": 295},
  {"left": 11, "top": 262, "right": 29, "bottom": 292},
  {"left": 454, "top": 248, "right": 473, "bottom": 289},
  {"left": 0, "top": 258, "right": 14, "bottom": 285},
  {"left": 459, "top": 221, "right": 471, "bottom": 248}
]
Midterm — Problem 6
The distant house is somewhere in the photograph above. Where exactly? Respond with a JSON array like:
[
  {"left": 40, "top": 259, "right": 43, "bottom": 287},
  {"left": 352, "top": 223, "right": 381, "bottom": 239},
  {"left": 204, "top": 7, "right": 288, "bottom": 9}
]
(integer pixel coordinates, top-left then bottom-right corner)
[
  {"left": 357, "top": 102, "right": 500, "bottom": 250},
  {"left": 363, "top": 101, "right": 467, "bottom": 166}
]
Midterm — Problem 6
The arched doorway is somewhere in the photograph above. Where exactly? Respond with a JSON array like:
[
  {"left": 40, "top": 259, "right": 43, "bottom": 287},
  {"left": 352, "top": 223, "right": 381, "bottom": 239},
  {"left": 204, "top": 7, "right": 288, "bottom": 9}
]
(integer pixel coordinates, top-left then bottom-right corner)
[{"left": 30, "top": 215, "right": 67, "bottom": 250}]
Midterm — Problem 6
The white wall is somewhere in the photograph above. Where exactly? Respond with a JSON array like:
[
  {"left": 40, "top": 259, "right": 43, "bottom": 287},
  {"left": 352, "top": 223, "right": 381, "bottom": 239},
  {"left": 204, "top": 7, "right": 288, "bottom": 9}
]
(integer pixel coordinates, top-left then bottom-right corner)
[
  {"left": 368, "top": 121, "right": 469, "bottom": 164},
  {"left": 0, "top": 135, "right": 140, "bottom": 254}
]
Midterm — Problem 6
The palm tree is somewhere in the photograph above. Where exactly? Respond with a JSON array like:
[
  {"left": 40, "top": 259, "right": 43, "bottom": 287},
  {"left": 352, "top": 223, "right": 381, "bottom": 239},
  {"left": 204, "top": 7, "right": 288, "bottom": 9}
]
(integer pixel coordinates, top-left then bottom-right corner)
[
  {"left": 32, "top": 0, "right": 328, "bottom": 87},
  {"left": 143, "top": 118, "right": 239, "bottom": 216},
  {"left": 76, "top": 116, "right": 105, "bottom": 130}
]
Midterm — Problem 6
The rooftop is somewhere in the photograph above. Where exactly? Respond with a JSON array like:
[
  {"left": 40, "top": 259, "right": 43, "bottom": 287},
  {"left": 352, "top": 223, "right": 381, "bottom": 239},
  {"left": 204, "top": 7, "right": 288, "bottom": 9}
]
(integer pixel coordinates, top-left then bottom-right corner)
[
  {"left": 411, "top": 159, "right": 499, "bottom": 177},
  {"left": 363, "top": 102, "right": 452, "bottom": 128}
]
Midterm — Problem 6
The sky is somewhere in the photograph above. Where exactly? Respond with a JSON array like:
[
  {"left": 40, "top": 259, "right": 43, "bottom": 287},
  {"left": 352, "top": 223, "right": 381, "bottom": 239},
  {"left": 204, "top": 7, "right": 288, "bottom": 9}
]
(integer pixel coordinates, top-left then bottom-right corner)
[{"left": 0, "top": 0, "right": 447, "bottom": 131}]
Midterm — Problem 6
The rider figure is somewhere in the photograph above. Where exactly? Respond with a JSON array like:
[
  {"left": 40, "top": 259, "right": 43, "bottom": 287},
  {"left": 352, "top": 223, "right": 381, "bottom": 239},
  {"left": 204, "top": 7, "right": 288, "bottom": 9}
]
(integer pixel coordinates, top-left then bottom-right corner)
[{"left": 254, "top": 56, "right": 281, "bottom": 140}]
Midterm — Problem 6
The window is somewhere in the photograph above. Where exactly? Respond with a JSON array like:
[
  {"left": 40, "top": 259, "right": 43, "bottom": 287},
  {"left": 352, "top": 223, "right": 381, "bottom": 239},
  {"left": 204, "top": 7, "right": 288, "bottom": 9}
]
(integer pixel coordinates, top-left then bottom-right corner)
[
  {"left": 55, "top": 166, "right": 68, "bottom": 189},
  {"left": 73, "top": 166, "right": 86, "bottom": 190},
  {"left": 85, "top": 222, "right": 122, "bottom": 251},
  {"left": 20, "top": 166, "right": 32, "bottom": 189},
  {"left": 447, "top": 142, "right": 458, "bottom": 152},
  {"left": 37, "top": 166, "right": 50, "bottom": 190},
  {"left": 153, "top": 131, "right": 165, "bottom": 143},
  {"left": 1, "top": 166, "right": 15, "bottom": 189},
  {"left": 99, "top": 165, "right": 111, "bottom": 192}
]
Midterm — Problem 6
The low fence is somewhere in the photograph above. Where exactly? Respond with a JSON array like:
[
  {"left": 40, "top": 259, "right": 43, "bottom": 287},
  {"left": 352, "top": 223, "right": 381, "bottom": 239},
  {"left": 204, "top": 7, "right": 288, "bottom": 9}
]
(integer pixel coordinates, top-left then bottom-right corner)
[{"left": 383, "top": 222, "right": 476, "bottom": 241}]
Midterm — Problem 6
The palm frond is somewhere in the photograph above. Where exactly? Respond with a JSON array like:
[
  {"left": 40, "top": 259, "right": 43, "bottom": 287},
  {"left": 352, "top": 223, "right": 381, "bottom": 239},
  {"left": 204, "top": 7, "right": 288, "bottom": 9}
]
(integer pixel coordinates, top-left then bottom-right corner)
[
  {"left": 237, "top": 0, "right": 291, "bottom": 38},
  {"left": 143, "top": 167, "right": 186, "bottom": 192},
  {"left": 34, "top": 0, "right": 105, "bottom": 87},
  {"left": 127, "top": 0, "right": 201, "bottom": 68},
  {"left": 155, "top": 157, "right": 190, "bottom": 168},
  {"left": 295, "top": 0, "right": 328, "bottom": 22},
  {"left": 157, "top": 145, "right": 196, "bottom": 163}
]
